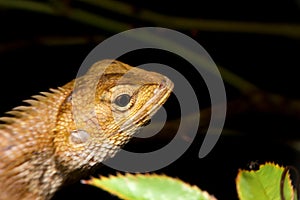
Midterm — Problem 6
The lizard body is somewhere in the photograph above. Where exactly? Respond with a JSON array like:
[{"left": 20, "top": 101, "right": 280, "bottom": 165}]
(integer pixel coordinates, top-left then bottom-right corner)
[{"left": 0, "top": 60, "right": 173, "bottom": 200}]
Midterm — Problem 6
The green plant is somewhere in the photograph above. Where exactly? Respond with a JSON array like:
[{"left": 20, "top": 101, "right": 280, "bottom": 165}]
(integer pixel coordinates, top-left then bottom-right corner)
[{"left": 82, "top": 162, "right": 298, "bottom": 200}]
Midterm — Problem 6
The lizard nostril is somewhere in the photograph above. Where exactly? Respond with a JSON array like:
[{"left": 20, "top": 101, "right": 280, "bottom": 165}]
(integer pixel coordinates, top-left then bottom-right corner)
[{"left": 159, "top": 79, "right": 166, "bottom": 88}]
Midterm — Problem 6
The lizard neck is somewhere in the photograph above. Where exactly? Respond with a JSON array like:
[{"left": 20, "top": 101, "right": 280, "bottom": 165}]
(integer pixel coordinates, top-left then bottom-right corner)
[{"left": 0, "top": 81, "right": 74, "bottom": 200}]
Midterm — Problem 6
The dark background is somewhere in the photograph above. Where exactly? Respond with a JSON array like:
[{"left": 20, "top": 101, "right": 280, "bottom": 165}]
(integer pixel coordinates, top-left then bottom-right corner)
[{"left": 0, "top": 0, "right": 300, "bottom": 199}]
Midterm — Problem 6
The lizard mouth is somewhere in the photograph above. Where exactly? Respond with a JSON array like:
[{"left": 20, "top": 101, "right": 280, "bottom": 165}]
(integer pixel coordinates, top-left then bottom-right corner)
[
  {"left": 147, "top": 76, "right": 174, "bottom": 116},
  {"left": 120, "top": 76, "right": 173, "bottom": 131},
  {"left": 141, "top": 118, "right": 151, "bottom": 127}
]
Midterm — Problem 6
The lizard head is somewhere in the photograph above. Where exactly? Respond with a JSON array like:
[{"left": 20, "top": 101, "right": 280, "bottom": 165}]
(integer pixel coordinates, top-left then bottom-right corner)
[{"left": 55, "top": 60, "right": 173, "bottom": 170}]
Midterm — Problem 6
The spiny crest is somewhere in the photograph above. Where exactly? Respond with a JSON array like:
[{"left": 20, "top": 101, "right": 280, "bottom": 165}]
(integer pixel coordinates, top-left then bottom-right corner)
[{"left": 0, "top": 88, "right": 64, "bottom": 125}]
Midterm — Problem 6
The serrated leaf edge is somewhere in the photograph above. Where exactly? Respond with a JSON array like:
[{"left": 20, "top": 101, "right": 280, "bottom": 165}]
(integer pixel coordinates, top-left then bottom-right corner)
[
  {"left": 82, "top": 173, "right": 217, "bottom": 200},
  {"left": 236, "top": 162, "right": 295, "bottom": 200}
]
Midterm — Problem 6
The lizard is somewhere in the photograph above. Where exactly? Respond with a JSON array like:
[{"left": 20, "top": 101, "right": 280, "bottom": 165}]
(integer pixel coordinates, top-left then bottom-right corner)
[{"left": 0, "top": 59, "right": 173, "bottom": 200}]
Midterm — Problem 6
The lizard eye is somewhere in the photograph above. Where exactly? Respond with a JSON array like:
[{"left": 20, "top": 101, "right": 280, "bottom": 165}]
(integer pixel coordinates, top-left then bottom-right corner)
[
  {"left": 110, "top": 85, "right": 138, "bottom": 112},
  {"left": 114, "top": 94, "right": 131, "bottom": 107}
]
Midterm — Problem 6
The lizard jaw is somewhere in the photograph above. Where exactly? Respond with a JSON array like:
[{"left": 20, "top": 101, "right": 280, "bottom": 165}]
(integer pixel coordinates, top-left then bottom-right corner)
[{"left": 120, "top": 76, "right": 173, "bottom": 131}]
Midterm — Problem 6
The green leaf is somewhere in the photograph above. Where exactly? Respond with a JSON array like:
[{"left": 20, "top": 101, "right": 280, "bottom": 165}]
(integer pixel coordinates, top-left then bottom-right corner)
[
  {"left": 82, "top": 173, "right": 216, "bottom": 200},
  {"left": 236, "top": 162, "right": 295, "bottom": 200}
]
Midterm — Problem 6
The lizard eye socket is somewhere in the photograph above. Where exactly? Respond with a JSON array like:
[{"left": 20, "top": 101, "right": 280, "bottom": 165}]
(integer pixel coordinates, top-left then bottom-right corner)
[
  {"left": 114, "top": 94, "right": 131, "bottom": 107},
  {"left": 110, "top": 85, "right": 138, "bottom": 112}
]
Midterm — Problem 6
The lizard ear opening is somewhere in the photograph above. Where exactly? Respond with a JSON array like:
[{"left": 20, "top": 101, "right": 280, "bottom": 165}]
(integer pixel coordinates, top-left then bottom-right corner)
[{"left": 69, "top": 130, "right": 90, "bottom": 145}]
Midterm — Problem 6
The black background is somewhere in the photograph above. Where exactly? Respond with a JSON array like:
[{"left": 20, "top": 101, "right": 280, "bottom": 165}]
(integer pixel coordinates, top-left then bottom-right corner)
[{"left": 0, "top": 1, "right": 300, "bottom": 199}]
